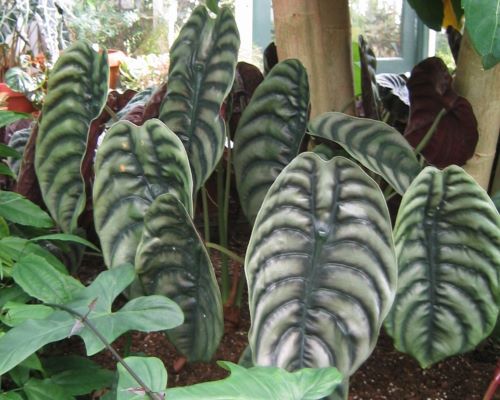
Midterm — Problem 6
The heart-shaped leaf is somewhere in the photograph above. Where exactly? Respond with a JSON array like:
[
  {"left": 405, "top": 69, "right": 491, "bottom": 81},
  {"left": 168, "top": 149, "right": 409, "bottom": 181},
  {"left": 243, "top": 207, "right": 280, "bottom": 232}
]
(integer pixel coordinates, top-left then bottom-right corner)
[
  {"left": 34, "top": 40, "right": 108, "bottom": 233},
  {"left": 246, "top": 153, "right": 397, "bottom": 378},
  {"left": 404, "top": 57, "right": 478, "bottom": 168},
  {"left": 159, "top": 5, "right": 240, "bottom": 194},
  {"left": 309, "top": 112, "right": 421, "bottom": 195},
  {"left": 134, "top": 193, "right": 223, "bottom": 361},
  {"left": 463, "top": 0, "right": 500, "bottom": 69},
  {"left": 385, "top": 165, "right": 500, "bottom": 368},
  {"left": 93, "top": 119, "right": 193, "bottom": 268},
  {"left": 233, "top": 59, "right": 309, "bottom": 224},
  {"left": 0, "top": 264, "right": 184, "bottom": 375}
]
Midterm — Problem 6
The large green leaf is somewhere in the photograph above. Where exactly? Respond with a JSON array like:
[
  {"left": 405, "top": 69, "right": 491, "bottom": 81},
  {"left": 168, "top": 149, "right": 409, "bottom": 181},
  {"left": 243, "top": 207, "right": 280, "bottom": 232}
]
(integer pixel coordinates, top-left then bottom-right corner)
[
  {"left": 246, "top": 153, "right": 397, "bottom": 378},
  {"left": 134, "top": 193, "right": 223, "bottom": 361},
  {"left": 0, "top": 264, "right": 184, "bottom": 375},
  {"left": 233, "top": 59, "right": 309, "bottom": 224},
  {"left": 22, "top": 378, "right": 73, "bottom": 400},
  {"left": 463, "top": 0, "right": 500, "bottom": 69},
  {"left": 0, "top": 191, "right": 53, "bottom": 228},
  {"left": 93, "top": 119, "right": 193, "bottom": 268},
  {"left": 385, "top": 166, "right": 500, "bottom": 368},
  {"left": 35, "top": 40, "right": 108, "bottom": 233},
  {"left": 116, "top": 357, "right": 167, "bottom": 400},
  {"left": 406, "top": 0, "right": 443, "bottom": 31},
  {"left": 159, "top": 5, "right": 240, "bottom": 194},
  {"left": 309, "top": 112, "right": 421, "bottom": 195},
  {"left": 116, "top": 357, "right": 341, "bottom": 400},
  {"left": 168, "top": 361, "right": 342, "bottom": 400}
]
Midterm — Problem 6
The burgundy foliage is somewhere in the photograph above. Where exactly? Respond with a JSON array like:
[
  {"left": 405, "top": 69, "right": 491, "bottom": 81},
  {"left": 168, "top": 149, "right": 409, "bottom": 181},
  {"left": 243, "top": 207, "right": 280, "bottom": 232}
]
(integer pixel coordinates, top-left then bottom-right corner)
[
  {"left": 141, "top": 82, "right": 168, "bottom": 123},
  {"left": 404, "top": 57, "right": 478, "bottom": 168},
  {"left": 228, "top": 62, "right": 264, "bottom": 139}
]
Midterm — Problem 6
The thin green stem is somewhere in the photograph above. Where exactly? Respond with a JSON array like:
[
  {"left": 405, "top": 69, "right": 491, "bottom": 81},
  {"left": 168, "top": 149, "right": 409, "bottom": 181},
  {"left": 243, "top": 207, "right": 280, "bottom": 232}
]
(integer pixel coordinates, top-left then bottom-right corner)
[
  {"left": 413, "top": 108, "right": 447, "bottom": 155},
  {"left": 235, "top": 266, "right": 246, "bottom": 308},
  {"left": 47, "top": 303, "right": 163, "bottom": 400},
  {"left": 201, "top": 186, "right": 211, "bottom": 243},
  {"left": 205, "top": 242, "right": 244, "bottom": 265}
]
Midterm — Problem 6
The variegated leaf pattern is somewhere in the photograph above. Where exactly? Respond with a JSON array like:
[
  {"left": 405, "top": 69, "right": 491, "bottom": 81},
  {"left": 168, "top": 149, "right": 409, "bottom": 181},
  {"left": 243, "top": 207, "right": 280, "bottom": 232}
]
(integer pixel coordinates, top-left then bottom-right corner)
[
  {"left": 35, "top": 40, "right": 108, "bottom": 233},
  {"left": 308, "top": 112, "right": 421, "bottom": 195},
  {"left": 233, "top": 59, "right": 309, "bottom": 224},
  {"left": 8, "top": 126, "right": 32, "bottom": 178},
  {"left": 159, "top": 6, "right": 240, "bottom": 194},
  {"left": 135, "top": 193, "right": 223, "bottom": 361},
  {"left": 246, "top": 153, "right": 397, "bottom": 378},
  {"left": 385, "top": 166, "right": 500, "bottom": 368},
  {"left": 93, "top": 119, "right": 193, "bottom": 268}
]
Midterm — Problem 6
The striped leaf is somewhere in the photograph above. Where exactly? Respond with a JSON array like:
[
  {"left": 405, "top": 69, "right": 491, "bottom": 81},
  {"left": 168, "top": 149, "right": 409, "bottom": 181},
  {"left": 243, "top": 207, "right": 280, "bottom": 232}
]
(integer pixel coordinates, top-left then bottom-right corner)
[
  {"left": 7, "top": 126, "right": 31, "bottom": 178},
  {"left": 135, "top": 193, "right": 223, "bottom": 361},
  {"left": 233, "top": 59, "right": 309, "bottom": 224},
  {"left": 93, "top": 119, "right": 193, "bottom": 268},
  {"left": 34, "top": 41, "right": 108, "bottom": 233},
  {"left": 385, "top": 166, "right": 500, "bottom": 368},
  {"left": 246, "top": 153, "right": 397, "bottom": 379},
  {"left": 309, "top": 112, "right": 421, "bottom": 195},
  {"left": 159, "top": 6, "right": 239, "bottom": 194}
]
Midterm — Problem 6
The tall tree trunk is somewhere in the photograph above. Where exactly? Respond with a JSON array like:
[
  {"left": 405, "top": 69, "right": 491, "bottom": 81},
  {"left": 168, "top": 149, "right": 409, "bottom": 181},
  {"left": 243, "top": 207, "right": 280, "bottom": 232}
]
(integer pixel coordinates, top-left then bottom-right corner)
[
  {"left": 272, "top": 0, "right": 355, "bottom": 118},
  {"left": 453, "top": 31, "right": 500, "bottom": 191}
]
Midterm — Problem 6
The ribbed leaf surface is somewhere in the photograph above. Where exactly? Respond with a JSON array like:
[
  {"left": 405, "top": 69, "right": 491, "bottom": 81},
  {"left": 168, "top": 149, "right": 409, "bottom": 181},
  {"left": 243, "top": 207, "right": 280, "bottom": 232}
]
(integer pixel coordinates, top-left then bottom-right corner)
[
  {"left": 135, "top": 193, "right": 223, "bottom": 361},
  {"left": 93, "top": 119, "right": 193, "bottom": 268},
  {"left": 309, "top": 112, "right": 421, "bottom": 195},
  {"left": 386, "top": 166, "right": 500, "bottom": 368},
  {"left": 233, "top": 59, "right": 309, "bottom": 224},
  {"left": 35, "top": 41, "right": 108, "bottom": 233},
  {"left": 246, "top": 153, "right": 397, "bottom": 377},
  {"left": 159, "top": 6, "right": 239, "bottom": 193}
]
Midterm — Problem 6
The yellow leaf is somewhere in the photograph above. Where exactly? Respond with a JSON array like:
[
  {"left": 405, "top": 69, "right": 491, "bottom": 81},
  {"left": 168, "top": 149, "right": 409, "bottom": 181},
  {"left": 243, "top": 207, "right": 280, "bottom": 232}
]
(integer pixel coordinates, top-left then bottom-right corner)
[{"left": 442, "top": 0, "right": 461, "bottom": 30}]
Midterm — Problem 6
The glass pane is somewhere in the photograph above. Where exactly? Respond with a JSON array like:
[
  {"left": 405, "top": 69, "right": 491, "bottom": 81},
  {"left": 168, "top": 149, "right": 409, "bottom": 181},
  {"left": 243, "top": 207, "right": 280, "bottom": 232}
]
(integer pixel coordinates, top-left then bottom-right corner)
[{"left": 350, "top": 0, "right": 403, "bottom": 58}]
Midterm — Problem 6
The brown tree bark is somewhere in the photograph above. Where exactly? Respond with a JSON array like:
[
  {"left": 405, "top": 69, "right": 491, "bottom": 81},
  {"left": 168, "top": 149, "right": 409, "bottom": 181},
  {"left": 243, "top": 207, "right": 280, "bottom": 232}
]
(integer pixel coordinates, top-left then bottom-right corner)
[
  {"left": 272, "top": 0, "right": 355, "bottom": 118},
  {"left": 453, "top": 31, "right": 500, "bottom": 191}
]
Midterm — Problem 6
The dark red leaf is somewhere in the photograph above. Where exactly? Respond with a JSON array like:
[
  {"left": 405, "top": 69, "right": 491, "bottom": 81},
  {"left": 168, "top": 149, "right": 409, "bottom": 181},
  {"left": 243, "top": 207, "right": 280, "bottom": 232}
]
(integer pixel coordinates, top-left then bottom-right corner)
[
  {"left": 404, "top": 57, "right": 478, "bottom": 168},
  {"left": 142, "top": 83, "right": 168, "bottom": 123},
  {"left": 229, "top": 62, "right": 264, "bottom": 139},
  {"left": 359, "top": 35, "right": 380, "bottom": 119}
]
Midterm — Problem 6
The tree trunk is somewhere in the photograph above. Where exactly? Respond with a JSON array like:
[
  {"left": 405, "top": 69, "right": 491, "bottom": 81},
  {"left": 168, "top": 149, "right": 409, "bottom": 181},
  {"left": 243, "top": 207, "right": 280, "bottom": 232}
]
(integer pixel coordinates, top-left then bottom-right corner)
[
  {"left": 453, "top": 31, "right": 500, "bottom": 191},
  {"left": 272, "top": 0, "right": 355, "bottom": 118}
]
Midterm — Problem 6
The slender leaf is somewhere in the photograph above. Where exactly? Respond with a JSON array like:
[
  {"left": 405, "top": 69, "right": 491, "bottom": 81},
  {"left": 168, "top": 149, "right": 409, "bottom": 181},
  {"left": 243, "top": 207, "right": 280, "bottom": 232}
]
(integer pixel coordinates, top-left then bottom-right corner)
[
  {"left": 246, "top": 153, "right": 397, "bottom": 378},
  {"left": 35, "top": 40, "right": 108, "bottom": 233},
  {"left": 134, "top": 193, "right": 223, "bottom": 361},
  {"left": 0, "top": 143, "right": 21, "bottom": 159},
  {"left": 0, "top": 163, "right": 16, "bottom": 178},
  {"left": 168, "top": 361, "right": 342, "bottom": 400},
  {"left": 12, "top": 253, "right": 84, "bottom": 303},
  {"left": 0, "top": 111, "right": 32, "bottom": 129},
  {"left": 93, "top": 119, "right": 193, "bottom": 268},
  {"left": 386, "top": 166, "right": 500, "bottom": 368},
  {"left": 463, "top": 0, "right": 500, "bottom": 69},
  {"left": 0, "top": 191, "right": 53, "bottom": 227},
  {"left": 309, "top": 112, "right": 421, "bottom": 195},
  {"left": 233, "top": 59, "right": 309, "bottom": 224},
  {"left": 31, "top": 233, "right": 100, "bottom": 252},
  {"left": 159, "top": 5, "right": 240, "bottom": 194},
  {"left": 116, "top": 357, "right": 167, "bottom": 400}
]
